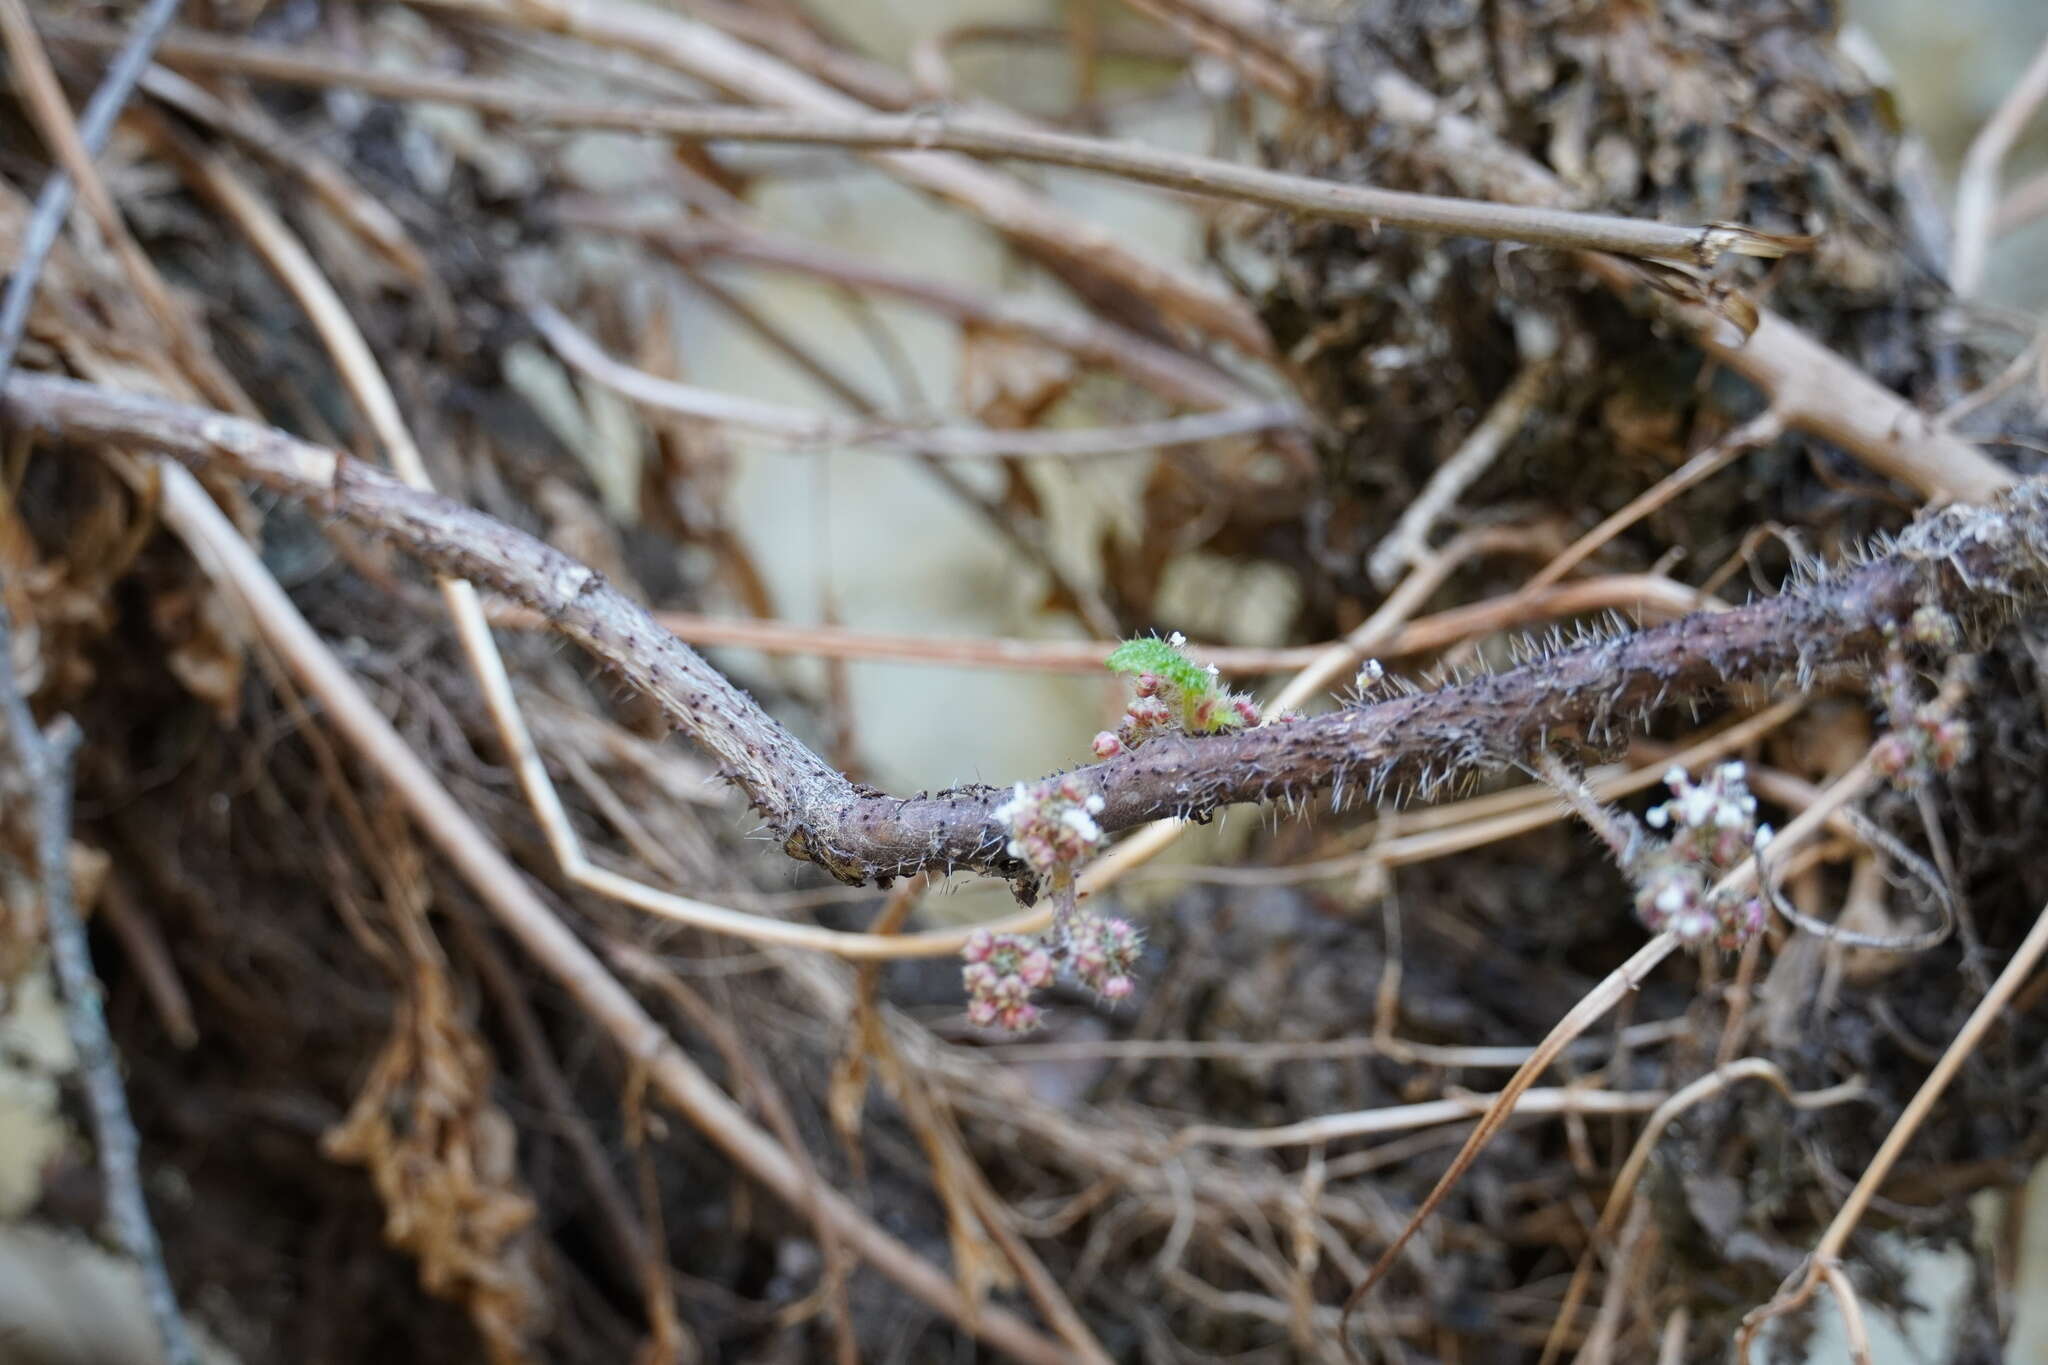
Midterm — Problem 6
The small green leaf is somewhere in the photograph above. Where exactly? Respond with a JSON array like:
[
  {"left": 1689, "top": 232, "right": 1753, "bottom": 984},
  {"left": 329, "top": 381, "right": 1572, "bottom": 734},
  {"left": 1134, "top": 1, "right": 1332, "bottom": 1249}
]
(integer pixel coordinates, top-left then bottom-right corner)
[{"left": 1105, "top": 636, "right": 1213, "bottom": 697}]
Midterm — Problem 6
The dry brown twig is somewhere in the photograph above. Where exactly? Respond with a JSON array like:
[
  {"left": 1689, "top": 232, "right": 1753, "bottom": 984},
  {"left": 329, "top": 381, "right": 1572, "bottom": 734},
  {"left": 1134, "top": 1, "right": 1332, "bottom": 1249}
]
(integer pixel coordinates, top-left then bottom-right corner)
[
  {"left": 15, "top": 4, "right": 2046, "bottom": 1359},
  {"left": 1735, "top": 892, "right": 2048, "bottom": 1361},
  {"left": 1336, "top": 748, "right": 1891, "bottom": 1358},
  {"left": 0, "top": 0, "right": 188, "bottom": 379},
  {"left": 1, "top": 45, "right": 1070, "bottom": 1352},
  {"left": 422, "top": 0, "right": 1277, "bottom": 359},
  {"left": 1131, "top": 0, "right": 2018, "bottom": 506},
  {"left": 568, "top": 206, "right": 1255, "bottom": 411},
  {"left": 144, "top": 458, "right": 1074, "bottom": 1365},
  {"left": 527, "top": 300, "right": 1302, "bottom": 458},
  {"left": 480, "top": 571, "right": 1708, "bottom": 677},
  {"left": 1951, "top": 33, "right": 2048, "bottom": 299},
  {"left": 1367, "top": 354, "right": 1555, "bottom": 587},
  {"left": 48, "top": 20, "right": 1804, "bottom": 269},
  {"left": 45, "top": 4, "right": 2020, "bottom": 508},
  {"left": 0, "top": 600, "right": 198, "bottom": 1365},
  {"left": 0, "top": 7, "right": 202, "bottom": 1363},
  {"left": 1534, "top": 1058, "right": 1871, "bottom": 1365}
]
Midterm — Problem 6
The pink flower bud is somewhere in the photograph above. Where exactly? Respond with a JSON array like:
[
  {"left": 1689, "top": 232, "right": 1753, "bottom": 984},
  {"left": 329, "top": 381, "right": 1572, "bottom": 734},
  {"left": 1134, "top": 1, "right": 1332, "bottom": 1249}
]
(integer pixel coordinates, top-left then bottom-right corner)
[
  {"left": 1931, "top": 718, "right": 1968, "bottom": 770},
  {"left": 967, "top": 998, "right": 999, "bottom": 1027},
  {"left": 998, "top": 1002, "right": 1042, "bottom": 1033},
  {"left": 1134, "top": 672, "right": 1163, "bottom": 697},
  {"left": 963, "top": 930, "right": 995, "bottom": 963},
  {"left": 1100, "top": 975, "right": 1134, "bottom": 1001},
  {"left": 1092, "top": 731, "right": 1123, "bottom": 759},
  {"left": 1130, "top": 697, "right": 1171, "bottom": 726}
]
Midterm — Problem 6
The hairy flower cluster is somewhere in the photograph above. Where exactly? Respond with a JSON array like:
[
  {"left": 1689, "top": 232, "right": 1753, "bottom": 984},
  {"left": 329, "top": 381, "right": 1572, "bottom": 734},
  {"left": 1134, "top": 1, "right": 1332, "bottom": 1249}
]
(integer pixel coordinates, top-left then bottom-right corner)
[
  {"left": 1628, "top": 762, "right": 1772, "bottom": 949},
  {"left": 1065, "top": 913, "right": 1142, "bottom": 1000},
  {"left": 961, "top": 930, "right": 1056, "bottom": 1032},
  {"left": 960, "top": 914, "right": 1144, "bottom": 1033},
  {"left": 1094, "top": 632, "right": 1261, "bottom": 757},
  {"left": 1871, "top": 643, "right": 1970, "bottom": 790},
  {"left": 993, "top": 775, "right": 1106, "bottom": 877}
]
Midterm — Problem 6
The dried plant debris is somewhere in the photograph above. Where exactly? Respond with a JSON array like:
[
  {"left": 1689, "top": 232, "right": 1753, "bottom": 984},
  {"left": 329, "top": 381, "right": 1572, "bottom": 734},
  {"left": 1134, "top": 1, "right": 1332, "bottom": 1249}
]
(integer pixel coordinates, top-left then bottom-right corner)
[
  {"left": 2, "top": 1, "right": 2048, "bottom": 1363},
  {"left": 1257, "top": 0, "right": 2028, "bottom": 602}
]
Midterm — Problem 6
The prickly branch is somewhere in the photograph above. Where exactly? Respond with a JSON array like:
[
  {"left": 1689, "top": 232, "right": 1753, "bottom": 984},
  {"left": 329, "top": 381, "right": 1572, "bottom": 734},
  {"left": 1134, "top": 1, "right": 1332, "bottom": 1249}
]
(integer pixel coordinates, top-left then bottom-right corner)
[{"left": 9, "top": 372, "right": 2048, "bottom": 892}]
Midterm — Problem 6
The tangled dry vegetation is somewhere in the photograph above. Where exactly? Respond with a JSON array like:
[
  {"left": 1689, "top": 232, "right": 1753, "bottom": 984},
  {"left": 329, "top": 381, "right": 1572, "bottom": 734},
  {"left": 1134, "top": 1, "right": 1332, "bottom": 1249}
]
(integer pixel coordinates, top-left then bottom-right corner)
[{"left": 4, "top": 1, "right": 2048, "bottom": 1362}]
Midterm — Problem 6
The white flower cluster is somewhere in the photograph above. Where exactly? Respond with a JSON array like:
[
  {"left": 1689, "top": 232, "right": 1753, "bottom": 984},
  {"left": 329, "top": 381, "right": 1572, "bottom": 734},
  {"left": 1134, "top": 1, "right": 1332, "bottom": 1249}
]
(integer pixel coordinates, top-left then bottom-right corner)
[
  {"left": 994, "top": 775, "right": 1106, "bottom": 877},
  {"left": 1644, "top": 761, "right": 1773, "bottom": 848},
  {"left": 1631, "top": 761, "right": 1772, "bottom": 949}
]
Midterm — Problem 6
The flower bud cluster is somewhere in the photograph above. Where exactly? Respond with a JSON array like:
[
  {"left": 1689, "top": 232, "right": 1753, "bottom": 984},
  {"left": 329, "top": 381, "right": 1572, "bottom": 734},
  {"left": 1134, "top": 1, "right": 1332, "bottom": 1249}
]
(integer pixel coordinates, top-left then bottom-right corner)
[
  {"left": 1065, "top": 913, "right": 1142, "bottom": 1000},
  {"left": 1098, "top": 632, "right": 1263, "bottom": 755},
  {"left": 992, "top": 776, "right": 1106, "bottom": 877},
  {"left": 1871, "top": 649, "right": 1970, "bottom": 790},
  {"left": 959, "top": 913, "right": 1145, "bottom": 1033},
  {"left": 1629, "top": 762, "right": 1772, "bottom": 949},
  {"left": 961, "top": 930, "right": 1055, "bottom": 1032}
]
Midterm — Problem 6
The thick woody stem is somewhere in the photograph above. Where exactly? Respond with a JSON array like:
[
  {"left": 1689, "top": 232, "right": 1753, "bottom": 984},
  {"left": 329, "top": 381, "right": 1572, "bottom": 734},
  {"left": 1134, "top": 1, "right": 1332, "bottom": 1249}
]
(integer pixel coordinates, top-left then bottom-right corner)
[{"left": 9, "top": 373, "right": 2047, "bottom": 887}]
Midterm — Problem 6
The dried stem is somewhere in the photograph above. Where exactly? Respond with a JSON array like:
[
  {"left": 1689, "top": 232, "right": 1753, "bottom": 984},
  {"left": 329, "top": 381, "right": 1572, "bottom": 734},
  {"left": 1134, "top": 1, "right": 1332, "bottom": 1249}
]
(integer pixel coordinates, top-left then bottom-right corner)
[
  {"left": 1368, "top": 356, "right": 1554, "bottom": 587},
  {"left": 45, "top": 20, "right": 1790, "bottom": 268},
  {"left": 1338, "top": 933, "right": 1681, "bottom": 1359},
  {"left": 529, "top": 301, "right": 1301, "bottom": 458},
  {"left": 45, "top": 10, "right": 2022, "bottom": 499},
  {"left": 1535, "top": 1060, "right": 1869, "bottom": 1365},
  {"left": 1524, "top": 410, "right": 1786, "bottom": 592},
  {"left": 1176, "top": 1085, "right": 1676, "bottom": 1151},
  {"left": 1211, "top": 11, "right": 2018, "bottom": 506},
  {"left": 0, "top": 0, "right": 186, "bottom": 380},
  {"left": 423, "top": 0, "right": 1276, "bottom": 358},
  {"left": 1951, "top": 33, "right": 2048, "bottom": 298},
  {"left": 560, "top": 207, "right": 1252, "bottom": 412},
  {"left": 523, "top": 572, "right": 1702, "bottom": 676},
  {"left": 1736, "top": 892, "right": 2048, "bottom": 1361},
  {"left": 11, "top": 373, "right": 2048, "bottom": 894},
  {"left": 0, "top": 602, "right": 199, "bottom": 1365},
  {"left": 0, "top": 8, "right": 199, "bottom": 1361},
  {"left": 1337, "top": 744, "right": 1918, "bottom": 1359},
  {"left": 147, "top": 458, "right": 1073, "bottom": 1364}
]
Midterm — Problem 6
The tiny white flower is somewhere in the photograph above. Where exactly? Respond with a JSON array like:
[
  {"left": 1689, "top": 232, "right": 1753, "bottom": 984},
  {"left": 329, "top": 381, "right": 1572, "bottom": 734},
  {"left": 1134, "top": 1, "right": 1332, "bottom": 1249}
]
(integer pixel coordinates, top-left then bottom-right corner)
[
  {"left": 1753, "top": 824, "right": 1775, "bottom": 849},
  {"left": 1645, "top": 806, "right": 1669, "bottom": 829},
  {"left": 1085, "top": 794, "right": 1105, "bottom": 813},
  {"left": 1655, "top": 882, "right": 1689, "bottom": 915},
  {"left": 1715, "top": 803, "right": 1746, "bottom": 829},
  {"left": 1663, "top": 766, "right": 1687, "bottom": 786},
  {"left": 1168, "top": 631, "right": 1187, "bottom": 648}
]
